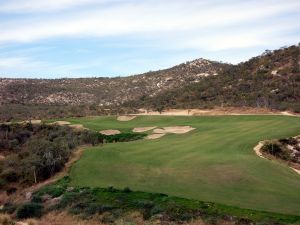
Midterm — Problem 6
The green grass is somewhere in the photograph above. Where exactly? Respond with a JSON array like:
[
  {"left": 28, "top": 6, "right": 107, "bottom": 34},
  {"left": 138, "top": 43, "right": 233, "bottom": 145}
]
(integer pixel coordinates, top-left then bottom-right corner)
[{"left": 67, "top": 115, "right": 300, "bottom": 215}]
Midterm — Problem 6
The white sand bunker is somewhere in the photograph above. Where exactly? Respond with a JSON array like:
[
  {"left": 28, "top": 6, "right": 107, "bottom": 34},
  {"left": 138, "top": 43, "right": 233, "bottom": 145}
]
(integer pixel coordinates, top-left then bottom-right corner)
[
  {"left": 146, "top": 126, "right": 195, "bottom": 140},
  {"left": 29, "top": 120, "right": 42, "bottom": 124},
  {"left": 133, "top": 127, "right": 156, "bottom": 133},
  {"left": 117, "top": 116, "right": 136, "bottom": 121},
  {"left": 68, "top": 124, "right": 87, "bottom": 131},
  {"left": 146, "top": 133, "right": 166, "bottom": 140},
  {"left": 100, "top": 130, "right": 121, "bottom": 135},
  {"left": 52, "top": 121, "right": 71, "bottom": 125},
  {"left": 153, "top": 126, "right": 195, "bottom": 134}
]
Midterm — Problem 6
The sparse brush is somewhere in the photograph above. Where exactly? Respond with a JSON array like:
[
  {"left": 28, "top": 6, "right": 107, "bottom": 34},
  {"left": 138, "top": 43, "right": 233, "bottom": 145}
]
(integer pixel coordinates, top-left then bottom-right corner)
[
  {"left": 0, "top": 214, "right": 15, "bottom": 225},
  {"left": 25, "top": 219, "right": 38, "bottom": 225}
]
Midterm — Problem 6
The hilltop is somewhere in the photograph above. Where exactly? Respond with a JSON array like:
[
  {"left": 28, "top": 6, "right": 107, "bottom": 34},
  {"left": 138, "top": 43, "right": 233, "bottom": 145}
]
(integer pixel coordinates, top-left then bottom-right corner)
[{"left": 127, "top": 44, "right": 300, "bottom": 112}]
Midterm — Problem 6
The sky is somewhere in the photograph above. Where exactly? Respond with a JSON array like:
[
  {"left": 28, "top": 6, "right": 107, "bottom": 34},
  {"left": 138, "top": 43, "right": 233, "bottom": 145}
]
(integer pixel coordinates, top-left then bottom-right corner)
[{"left": 0, "top": 0, "right": 300, "bottom": 78}]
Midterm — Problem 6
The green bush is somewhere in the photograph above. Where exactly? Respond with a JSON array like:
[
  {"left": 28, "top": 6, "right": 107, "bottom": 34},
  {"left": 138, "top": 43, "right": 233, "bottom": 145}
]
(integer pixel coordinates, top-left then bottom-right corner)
[
  {"left": 0, "top": 178, "right": 7, "bottom": 188},
  {"left": 16, "top": 203, "right": 43, "bottom": 219},
  {"left": 36, "top": 185, "right": 65, "bottom": 198}
]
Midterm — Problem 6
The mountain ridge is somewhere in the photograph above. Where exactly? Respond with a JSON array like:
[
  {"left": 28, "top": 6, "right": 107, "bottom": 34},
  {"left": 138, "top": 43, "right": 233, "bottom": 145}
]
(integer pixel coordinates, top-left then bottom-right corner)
[{"left": 0, "top": 44, "right": 299, "bottom": 121}]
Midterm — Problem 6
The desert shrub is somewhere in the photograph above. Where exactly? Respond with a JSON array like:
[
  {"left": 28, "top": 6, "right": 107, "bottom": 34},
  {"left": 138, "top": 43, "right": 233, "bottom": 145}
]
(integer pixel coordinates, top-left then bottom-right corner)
[
  {"left": 101, "top": 212, "right": 116, "bottom": 223},
  {"left": 1, "top": 169, "right": 18, "bottom": 183},
  {"left": 83, "top": 203, "right": 102, "bottom": 216},
  {"left": 261, "top": 141, "right": 291, "bottom": 160},
  {"left": 102, "top": 133, "right": 146, "bottom": 143},
  {"left": 0, "top": 178, "right": 7, "bottom": 188},
  {"left": 16, "top": 203, "right": 43, "bottom": 219},
  {"left": 80, "top": 131, "right": 101, "bottom": 146},
  {"left": 133, "top": 200, "right": 154, "bottom": 209},
  {"left": 279, "top": 138, "right": 298, "bottom": 145},
  {"left": 35, "top": 185, "right": 65, "bottom": 198},
  {"left": 150, "top": 205, "right": 163, "bottom": 216},
  {"left": 31, "top": 195, "right": 42, "bottom": 204},
  {"left": 6, "top": 187, "right": 17, "bottom": 195},
  {"left": 107, "top": 186, "right": 118, "bottom": 192},
  {"left": 0, "top": 214, "right": 15, "bottom": 225},
  {"left": 123, "top": 187, "right": 132, "bottom": 193},
  {"left": 0, "top": 203, "right": 17, "bottom": 214}
]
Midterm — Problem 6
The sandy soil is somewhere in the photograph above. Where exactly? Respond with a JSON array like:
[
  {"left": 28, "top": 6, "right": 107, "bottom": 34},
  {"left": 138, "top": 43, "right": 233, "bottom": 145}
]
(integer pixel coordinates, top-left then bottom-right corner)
[
  {"left": 253, "top": 141, "right": 300, "bottom": 175},
  {"left": 153, "top": 126, "right": 195, "bottom": 134},
  {"left": 253, "top": 142, "right": 266, "bottom": 159},
  {"left": 146, "top": 133, "right": 166, "bottom": 140},
  {"left": 133, "top": 127, "right": 156, "bottom": 132},
  {"left": 99, "top": 129, "right": 121, "bottom": 135},
  {"left": 29, "top": 120, "right": 42, "bottom": 124},
  {"left": 68, "top": 124, "right": 87, "bottom": 131},
  {"left": 117, "top": 115, "right": 136, "bottom": 121},
  {"left": 133, "top": 107, "right": 300, "bottom": 117},
  {"left": 52, "top": 121, "right": 71, "bottom": 125}
]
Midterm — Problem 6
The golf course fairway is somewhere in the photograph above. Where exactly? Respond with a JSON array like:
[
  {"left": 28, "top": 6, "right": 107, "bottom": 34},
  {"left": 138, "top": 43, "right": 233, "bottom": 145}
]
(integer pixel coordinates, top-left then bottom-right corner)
[{"left": 67, "top": 115, "right": 300, "bottom": 215}]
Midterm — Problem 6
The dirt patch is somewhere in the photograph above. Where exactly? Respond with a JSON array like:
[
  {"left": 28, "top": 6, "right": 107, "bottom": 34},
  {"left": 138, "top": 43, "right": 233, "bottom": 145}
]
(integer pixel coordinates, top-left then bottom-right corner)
[
  {"left": 133, "top": 107, "right": 300, "bottom": 116},
  {"left": 133, "top": 127, "right": 156, "bottom": 132},
  {"left": 0, "top": 155, "right": 5, "bottom": 160},
  {"left": 146, "top": 133, "right": 166, "bottom": 140},
  {"left": 280, "top": 111, "right": 299, "bottom": 117},
  {"left": 99, "top": 129, "right": 121, "bottom": 135},
  {"left": 117, "top": 115, "right": 136, "bottom": 121},
  {"left": 153, "top": 126, "right": 195, "bottom": 134}
]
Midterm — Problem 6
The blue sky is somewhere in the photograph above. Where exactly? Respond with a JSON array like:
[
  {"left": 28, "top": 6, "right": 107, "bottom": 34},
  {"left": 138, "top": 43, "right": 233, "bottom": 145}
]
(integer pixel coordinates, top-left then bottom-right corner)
[{"left": 0, "top": 0, "right": 300, "bottom": 78}]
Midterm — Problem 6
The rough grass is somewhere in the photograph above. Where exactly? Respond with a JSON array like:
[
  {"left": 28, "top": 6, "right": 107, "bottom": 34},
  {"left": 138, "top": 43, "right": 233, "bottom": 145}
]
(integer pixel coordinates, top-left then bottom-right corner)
[{"left": 67, "top": 115, "right": 300, "bottom": 215}]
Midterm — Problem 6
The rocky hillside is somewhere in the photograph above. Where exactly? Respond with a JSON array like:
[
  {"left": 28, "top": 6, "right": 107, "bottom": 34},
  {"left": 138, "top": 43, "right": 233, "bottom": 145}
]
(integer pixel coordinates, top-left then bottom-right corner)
[
  {"left": 0, "top": 59, "right": 227, "bottom": 107},
  {"left": 129, "top": 44, "right": 300, "bottom": 112},
  {"left": 1, "top": 44, "right": 300, "bottom": 121}
]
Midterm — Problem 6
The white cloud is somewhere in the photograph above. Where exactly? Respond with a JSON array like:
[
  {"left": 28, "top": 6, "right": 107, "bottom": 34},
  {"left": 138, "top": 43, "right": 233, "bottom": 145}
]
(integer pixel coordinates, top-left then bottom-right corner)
[
  {"left": 0, "top": 0, "right": 113, "bottom": 13},
  {"left": 0, "top": 0, "right": 300, "bottom": 76},
  {"left": 0, "top": 0, "right": 299, "bottom": 45}
]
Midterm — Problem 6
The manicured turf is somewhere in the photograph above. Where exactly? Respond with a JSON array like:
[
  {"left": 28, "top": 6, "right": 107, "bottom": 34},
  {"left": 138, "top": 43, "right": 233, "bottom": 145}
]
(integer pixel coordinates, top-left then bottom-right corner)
[{"left": 68, "top": 115, "right": 300, "bottom": 215}]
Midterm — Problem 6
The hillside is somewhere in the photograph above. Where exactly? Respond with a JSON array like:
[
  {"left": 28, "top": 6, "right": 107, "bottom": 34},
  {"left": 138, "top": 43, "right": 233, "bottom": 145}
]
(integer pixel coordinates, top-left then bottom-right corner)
[
  {"left": 1, "top": 44, "right": 300, "bottom": 121},
  {"left": 128, "top": 45, "right": 300, "bottom": 112},
  {"left": 0, "top": 59, "right": 226, "bottom": 106},
  {"left": 0, "top": 59, "right": 227, "bottom": 121}
]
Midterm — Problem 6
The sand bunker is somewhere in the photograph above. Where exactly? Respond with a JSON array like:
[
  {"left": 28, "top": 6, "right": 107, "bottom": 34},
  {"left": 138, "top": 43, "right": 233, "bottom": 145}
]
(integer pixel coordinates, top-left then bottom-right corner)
[
  {"left": 146, "top": 133, "right": 166, "bottom": 140},
  {"left": 21, "top": 120, "right": 42, "bottom": 125},
  {"left": 133, "top": 127, "right": 156, "bottom": 133},
  {"left": 153, "top": 126, "right": 195, "bottom": 134},
  {"left": 117, "top": 116, "right": 136, "bottom": 121},
  {"left": 253, "top": 142, "right": 266, "bottom": 159},
  {"left": 99, "top": 130, "right": 121, "bottom": 135},
  {"left": 145, "top": 126, "right": 195, "bottom": 140},
  {"left": 68, "top": 124, "right": 87, "bottom": 131},
  {"left": 53, "top": 121, "right": 71, "bottom": 125}
]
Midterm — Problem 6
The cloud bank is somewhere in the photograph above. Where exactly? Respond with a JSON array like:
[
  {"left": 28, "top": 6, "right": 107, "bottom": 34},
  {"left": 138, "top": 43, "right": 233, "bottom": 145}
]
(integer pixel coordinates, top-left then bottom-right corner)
[{"left": 0, "top": 0, "right": 299, "bottom": 77}]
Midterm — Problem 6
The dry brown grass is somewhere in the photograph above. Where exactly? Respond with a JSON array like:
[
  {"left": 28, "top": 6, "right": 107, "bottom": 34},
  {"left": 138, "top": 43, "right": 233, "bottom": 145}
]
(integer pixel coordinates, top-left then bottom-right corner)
[
  {"left": 38, "top": 211, "right": 104, "bottom": 225},
  {"left": 0, "top": 214, "right": 15, "bottom": 225}
]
